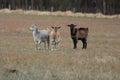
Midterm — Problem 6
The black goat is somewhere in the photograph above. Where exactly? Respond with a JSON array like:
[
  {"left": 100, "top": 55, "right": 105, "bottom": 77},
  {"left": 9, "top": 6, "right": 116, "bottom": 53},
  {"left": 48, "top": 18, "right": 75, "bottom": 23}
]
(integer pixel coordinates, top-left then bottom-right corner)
[{"left": 67, "top": 24, "right": 88, "bottom": 49}]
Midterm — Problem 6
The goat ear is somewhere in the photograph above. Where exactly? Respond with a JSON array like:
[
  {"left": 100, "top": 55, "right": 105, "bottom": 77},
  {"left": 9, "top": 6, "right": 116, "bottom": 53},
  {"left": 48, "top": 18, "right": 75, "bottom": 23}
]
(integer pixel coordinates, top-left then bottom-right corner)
[
  {"left": 74, "top": 25, "right": 77, "bottom": 27},
  {"left": 58, "top": 26, "right": 61, "bottom": 29},
  {"left": 86, "top": 28, "right": 89, "bottom": 31},
  {"left": 67, "top": 25, "right": 70, "bottom": 27},
  {"left": 51, "top": 26, "right": 54, "bottom": 29}
]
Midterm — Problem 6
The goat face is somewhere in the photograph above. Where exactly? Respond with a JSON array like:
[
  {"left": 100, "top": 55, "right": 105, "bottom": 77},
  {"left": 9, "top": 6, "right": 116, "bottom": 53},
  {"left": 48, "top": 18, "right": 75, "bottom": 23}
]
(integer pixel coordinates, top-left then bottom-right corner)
[
  {"left": 29, "top": 24, "right": 38, "bottom": 32},
  {"left": 67, "top": 24, "right": 77, "bottom": 29},
  {"left": 67, "top": 24, "right": 77, "bottom": 35},
  {"left": 51, "top": 26, "right": 61, "bottom": 32}
]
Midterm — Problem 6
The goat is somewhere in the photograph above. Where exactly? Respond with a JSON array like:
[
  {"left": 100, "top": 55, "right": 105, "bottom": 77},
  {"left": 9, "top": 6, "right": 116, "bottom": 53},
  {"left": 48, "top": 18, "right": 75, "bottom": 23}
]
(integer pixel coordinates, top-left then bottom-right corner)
[
  {"left": 29, "top": 24, "right": 50, "bottom": 50},
  {"left": 50, "top": 26, "right": 61, "bottom": 50},
  {"left": 67, "top": 24, "right": 88, "bottom": 49}
]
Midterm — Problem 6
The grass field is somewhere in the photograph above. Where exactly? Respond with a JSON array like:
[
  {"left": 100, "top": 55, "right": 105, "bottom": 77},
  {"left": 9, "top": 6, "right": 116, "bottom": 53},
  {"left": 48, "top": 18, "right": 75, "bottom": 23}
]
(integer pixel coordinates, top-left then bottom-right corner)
[{"left": 0, "top": 13, "right": 120, "bottom": 80}]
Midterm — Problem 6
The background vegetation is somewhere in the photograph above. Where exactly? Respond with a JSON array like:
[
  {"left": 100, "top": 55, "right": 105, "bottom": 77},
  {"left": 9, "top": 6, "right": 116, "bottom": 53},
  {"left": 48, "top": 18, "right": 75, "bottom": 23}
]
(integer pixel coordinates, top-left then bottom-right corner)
[{"left": 0, "top": 0, "right": 120, "bottom": 15}]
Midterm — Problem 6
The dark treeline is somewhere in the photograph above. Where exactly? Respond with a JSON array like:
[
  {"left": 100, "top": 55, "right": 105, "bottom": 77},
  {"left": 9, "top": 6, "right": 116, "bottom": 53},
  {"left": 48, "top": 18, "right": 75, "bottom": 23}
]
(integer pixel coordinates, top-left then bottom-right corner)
[{"left": 0, "top": 0, "right": 120, "bottom": 15}]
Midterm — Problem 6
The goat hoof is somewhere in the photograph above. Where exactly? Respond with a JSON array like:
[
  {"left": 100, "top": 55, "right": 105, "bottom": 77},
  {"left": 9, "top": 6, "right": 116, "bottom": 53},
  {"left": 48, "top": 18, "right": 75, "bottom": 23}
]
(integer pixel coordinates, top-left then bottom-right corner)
[
  {"left": 82, "top": 48, "right": 86, "bottom": 49},
  {"left": 51, "top": 49, "right": 54, "bottom": 51},
  {"left": 73, "top": 47, "right": 77, "bottom": 49}
]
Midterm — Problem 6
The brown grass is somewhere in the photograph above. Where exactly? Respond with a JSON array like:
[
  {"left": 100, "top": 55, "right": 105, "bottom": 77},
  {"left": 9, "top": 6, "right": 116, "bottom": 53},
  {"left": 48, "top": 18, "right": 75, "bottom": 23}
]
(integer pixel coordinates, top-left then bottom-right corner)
[
  {"left": 0, "top": 13, "right": 120, "bottom": 80},
  {"left": 0, "top": 9, "right": 120, "bottom": 19}
]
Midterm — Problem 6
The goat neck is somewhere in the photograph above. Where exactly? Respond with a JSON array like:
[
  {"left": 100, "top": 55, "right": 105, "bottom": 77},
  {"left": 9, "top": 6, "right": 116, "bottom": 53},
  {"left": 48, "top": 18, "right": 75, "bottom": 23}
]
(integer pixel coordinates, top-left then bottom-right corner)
[
  {"left": 70, "top": 27, "right": 76, "bottom": 35},
  {"left": 32, "top": 28, "right": 40, "bottom": 39}
]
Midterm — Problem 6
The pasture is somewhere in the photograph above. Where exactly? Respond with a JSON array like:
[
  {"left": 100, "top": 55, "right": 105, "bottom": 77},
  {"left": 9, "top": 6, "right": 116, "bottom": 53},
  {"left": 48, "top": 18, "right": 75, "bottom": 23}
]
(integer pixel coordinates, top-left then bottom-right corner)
[{"left": 0, "top": 13, "right": 120, "bottom": 80}]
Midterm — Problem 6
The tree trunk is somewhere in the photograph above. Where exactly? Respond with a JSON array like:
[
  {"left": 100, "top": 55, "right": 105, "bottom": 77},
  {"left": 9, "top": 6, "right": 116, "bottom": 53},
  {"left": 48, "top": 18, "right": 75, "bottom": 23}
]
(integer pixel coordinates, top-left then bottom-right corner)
[
  {"left": 103, "top": 0, "right": 106, "bottom": 14},
  {"left": 12, "top": 0, "right": 15, "bottom": 9},
  {"left": 31, "top": 0, "right": 33, "bottom": 10},
  {"left": 4, "top": 0, "right": 6, "bottom": 8},
  {"left": 26, "top": 0, "right": 28, "bottom": 10}
]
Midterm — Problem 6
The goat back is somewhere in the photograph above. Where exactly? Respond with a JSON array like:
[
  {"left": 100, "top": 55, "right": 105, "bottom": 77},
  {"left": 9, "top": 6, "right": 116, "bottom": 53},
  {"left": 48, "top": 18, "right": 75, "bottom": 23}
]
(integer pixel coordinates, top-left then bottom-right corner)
[{"left": 77, "top": 28, "right": 88, "bottom": 38}]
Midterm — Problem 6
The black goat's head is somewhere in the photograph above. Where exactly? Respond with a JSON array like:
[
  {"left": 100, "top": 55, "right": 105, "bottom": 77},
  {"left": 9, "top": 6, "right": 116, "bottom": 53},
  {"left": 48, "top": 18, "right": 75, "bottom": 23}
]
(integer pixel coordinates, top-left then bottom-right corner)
[{"left": 67, "top": 24, "right": 77, "bottom": 29}]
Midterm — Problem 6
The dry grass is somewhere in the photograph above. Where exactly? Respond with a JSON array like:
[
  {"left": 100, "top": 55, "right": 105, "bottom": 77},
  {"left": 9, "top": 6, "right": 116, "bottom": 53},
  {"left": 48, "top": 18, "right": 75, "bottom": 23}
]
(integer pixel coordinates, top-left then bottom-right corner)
[
  {"left": 0, "top": 9, "right": 120, "bottom": 19},
  {"left": 0, "top": 13, "right": 120, "bottom": 80}
]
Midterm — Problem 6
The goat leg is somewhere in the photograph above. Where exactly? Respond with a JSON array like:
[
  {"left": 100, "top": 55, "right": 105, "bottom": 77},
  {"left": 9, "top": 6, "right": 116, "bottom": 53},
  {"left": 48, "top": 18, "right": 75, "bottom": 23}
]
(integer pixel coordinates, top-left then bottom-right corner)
[
  {"left": 47, "top": 37, "right": 50, "bottom": 50},
  {"left": 35, "top": 42, "right": 39, "bottom": 50},
  {"left": 73, "top": 39, "right": 77, "bottom": 49},
  {"left": 44, "top": 42, "right": 46, "bottom": 49},
  {"left": 82, "top": 39, "right": 87, "bottom": 49}
]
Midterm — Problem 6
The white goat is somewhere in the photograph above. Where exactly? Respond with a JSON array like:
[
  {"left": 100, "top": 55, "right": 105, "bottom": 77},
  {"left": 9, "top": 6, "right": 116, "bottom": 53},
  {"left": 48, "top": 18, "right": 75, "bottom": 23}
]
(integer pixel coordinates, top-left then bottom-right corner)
[{"left": 29, "top": 24, "right": 50, "bottom": 50}]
